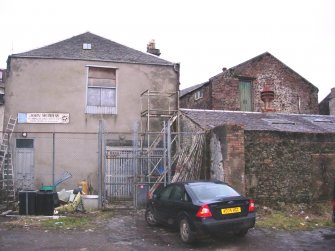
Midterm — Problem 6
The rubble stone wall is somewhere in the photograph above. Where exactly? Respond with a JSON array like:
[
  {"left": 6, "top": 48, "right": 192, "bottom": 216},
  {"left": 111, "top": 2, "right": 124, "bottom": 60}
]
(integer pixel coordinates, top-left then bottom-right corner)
[
  {"left": 180, "top": 53, "right": 319, "bottom": 114},
  {"left": 245, "top": 131, "right": 335, "bottom": 204},
  {"left": 179, "top": 84, "right": 211, "bottom": 109}
]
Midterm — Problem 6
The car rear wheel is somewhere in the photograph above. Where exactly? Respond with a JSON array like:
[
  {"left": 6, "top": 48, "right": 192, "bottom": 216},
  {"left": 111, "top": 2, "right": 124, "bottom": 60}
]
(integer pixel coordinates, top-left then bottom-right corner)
[
  {"left": 234, "top": 229, "right": 249, "bottom": 237},
  {"left": 145, "top": 207, "right": 158, "bottom": 226},
  {"left": 179, "top": 217, "right": 196, "bottom": 243}
]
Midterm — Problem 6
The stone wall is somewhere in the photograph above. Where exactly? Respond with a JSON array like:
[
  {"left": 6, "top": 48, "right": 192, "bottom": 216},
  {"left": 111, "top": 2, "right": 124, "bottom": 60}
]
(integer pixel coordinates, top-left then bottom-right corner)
[
  {"left": 180, "top": 114, "right": 335, "bottom": 204},
  {"left": 180, "top": 84, "right": 211, "bottom": 109},
  {"left": 231, "top": 53, "right": 319, "bottom": 114},
  {"left": 329, "top": 88, "right": 335, "bottom": 115},
  {"left": 180, "top": 53, "right": 319, "bottom": 114},
  {"left": 245, "top": 131, "right": 335, "bottom": 204},
  {"left": 211, "top": 77, "right": 241, "bottom": 111}
]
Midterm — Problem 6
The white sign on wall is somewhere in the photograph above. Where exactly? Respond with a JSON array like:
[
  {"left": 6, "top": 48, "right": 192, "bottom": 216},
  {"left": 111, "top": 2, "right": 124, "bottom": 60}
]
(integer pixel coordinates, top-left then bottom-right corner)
[{"left": 18, "top": 113, "right": 70, "bottom": 124}]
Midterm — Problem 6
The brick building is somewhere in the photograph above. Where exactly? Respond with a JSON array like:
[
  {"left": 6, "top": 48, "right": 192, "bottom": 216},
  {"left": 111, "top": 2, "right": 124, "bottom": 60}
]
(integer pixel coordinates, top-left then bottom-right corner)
[
  {"left": 180, "top": 52, "right": 319, "bottom": 114},
  {"left": 180, "top": 108, "right": 335, "bottom": 204}
]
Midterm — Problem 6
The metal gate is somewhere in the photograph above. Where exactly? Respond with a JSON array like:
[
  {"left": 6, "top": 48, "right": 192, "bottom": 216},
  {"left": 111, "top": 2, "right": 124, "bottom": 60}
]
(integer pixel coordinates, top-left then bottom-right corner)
[
  {"left": 105, "top": 148, "right": 135, "bottom": 201},
  {"left": 104, "top": 147, "right": 165, "bottom": 202}
]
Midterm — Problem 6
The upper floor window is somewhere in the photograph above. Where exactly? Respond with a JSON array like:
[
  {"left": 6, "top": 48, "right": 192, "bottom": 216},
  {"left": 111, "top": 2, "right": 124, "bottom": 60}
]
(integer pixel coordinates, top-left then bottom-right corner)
[
  {"left": 86, "top": 66, "right": 117, "bottom": 114},
  {"left": 194, "top": 90, "right": 203, "bottom": 100},
  {"left": 0, "top": 71, "right": 3, "bottom": 82}
]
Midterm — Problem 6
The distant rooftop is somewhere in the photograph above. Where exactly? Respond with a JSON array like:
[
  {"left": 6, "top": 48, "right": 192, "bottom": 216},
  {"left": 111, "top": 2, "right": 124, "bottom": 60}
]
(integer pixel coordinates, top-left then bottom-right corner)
[
  {"left": 180, "top": 82, "right": 209, "bottom": 97},
  {"left": 10, "top": 32, "right": 174, "bottom": 66},
  {"left": 180, "top": 52, "right": 318, "bottom": 97},
  {"left": 181, "top": 109, "right": 335, "bottom": 133}
]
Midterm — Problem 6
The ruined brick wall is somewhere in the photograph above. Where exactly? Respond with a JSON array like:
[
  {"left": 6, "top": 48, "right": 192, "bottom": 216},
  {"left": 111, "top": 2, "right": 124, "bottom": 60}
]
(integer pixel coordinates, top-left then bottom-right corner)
[
  {"left": 209, "top": 125, "right": 245, "bottom": 194},
  {"left": 180, "top": 84, "right": 211, "bottom": 109},
  {"left": 245, "top": 131, "right": 335, "bottom": 204}
]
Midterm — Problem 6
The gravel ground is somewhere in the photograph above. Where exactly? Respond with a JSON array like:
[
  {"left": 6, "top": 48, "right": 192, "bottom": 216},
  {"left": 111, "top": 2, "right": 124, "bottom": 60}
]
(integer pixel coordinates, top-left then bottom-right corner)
[{"left": 0, "top": 209, "right": 335, "bottom": 251}]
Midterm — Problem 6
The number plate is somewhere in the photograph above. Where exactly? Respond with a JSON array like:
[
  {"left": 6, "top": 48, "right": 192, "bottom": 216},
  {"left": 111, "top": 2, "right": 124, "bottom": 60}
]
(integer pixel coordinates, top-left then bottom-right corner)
[{"left": 221, "top": 207, "right": 241, "bottom": 215}]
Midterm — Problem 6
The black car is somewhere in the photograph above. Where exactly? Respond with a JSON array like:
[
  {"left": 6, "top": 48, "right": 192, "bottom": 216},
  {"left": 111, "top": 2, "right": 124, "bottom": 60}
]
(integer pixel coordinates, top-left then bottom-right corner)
[{"left": 145, "top": 180, "right": 256, "bottom": 243}]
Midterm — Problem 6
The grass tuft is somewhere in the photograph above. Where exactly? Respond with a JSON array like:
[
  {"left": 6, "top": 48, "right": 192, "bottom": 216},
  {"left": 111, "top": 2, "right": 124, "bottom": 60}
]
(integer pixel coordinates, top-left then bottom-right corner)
[{"left": 256, "top": 201, "right": 334, "bottom": 230}]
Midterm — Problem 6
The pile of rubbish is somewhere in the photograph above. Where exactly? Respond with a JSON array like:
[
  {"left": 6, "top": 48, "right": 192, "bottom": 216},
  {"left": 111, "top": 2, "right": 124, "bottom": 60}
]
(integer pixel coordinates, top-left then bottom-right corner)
[
  {"left": 55, "top": 184, "right": 98, "bottom": 213},
  {"left": 17, "top": 179, "right": 98, "bottom": 216}
]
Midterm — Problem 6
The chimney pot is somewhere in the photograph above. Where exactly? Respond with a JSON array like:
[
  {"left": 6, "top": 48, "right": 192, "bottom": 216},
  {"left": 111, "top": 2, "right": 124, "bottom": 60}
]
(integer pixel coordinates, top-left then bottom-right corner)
[
  {"left": 147, "top": 39, "right": 161, "bottom": 56},
  {"left": 261, "top": 84, "right": 275, "bottom": 112}
]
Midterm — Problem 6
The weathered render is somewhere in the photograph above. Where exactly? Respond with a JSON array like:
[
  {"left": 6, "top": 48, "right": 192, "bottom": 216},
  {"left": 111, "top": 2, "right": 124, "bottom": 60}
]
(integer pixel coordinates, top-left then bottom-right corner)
[
  {"left": 180, "top": 52, "right": 319, "bottom": 114},
  {"left": 180, "top": 109, "right": 335, "bottom": 204},
  {"left": 4, "top": 32, "right": 179, "bottom": 192}
]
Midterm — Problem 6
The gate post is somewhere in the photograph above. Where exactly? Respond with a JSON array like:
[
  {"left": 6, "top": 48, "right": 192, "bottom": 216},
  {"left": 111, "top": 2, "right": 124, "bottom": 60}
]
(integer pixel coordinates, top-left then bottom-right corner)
[{"left": 98, "top": 120, "right": 103, "bottom": 209}]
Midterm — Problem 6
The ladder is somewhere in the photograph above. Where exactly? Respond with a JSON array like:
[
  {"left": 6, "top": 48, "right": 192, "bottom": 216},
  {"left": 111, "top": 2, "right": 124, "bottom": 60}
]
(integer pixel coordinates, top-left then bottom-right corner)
[{"left": 0, "top": 116, "right": 17, "bottom": 204}]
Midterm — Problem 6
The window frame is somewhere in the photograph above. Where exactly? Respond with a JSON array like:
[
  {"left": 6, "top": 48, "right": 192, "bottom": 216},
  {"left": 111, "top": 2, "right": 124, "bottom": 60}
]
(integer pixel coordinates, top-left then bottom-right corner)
[
  {"left": 194, "top": 89, "right": 203, "bottom": 100},
  {"left": 87, "top": 86, "right": 116, "bottom": 107},
  {"left": 85, "top": 65, "right": 118, "bottom": 114}
]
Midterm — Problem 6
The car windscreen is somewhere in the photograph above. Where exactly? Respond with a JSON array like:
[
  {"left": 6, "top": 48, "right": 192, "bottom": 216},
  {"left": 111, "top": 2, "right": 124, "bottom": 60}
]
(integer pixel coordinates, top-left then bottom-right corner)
[{"left": 188, "top": 183, "right": 240, "bottom": 201}]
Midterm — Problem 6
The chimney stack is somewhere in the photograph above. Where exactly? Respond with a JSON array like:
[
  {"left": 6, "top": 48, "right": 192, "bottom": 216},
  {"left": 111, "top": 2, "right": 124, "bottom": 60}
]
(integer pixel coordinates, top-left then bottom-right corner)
[
  {"left": 330, "top": 87, "right": 335, "bottom": 115},
  {"left": 261, "top": 84, "right": 275, "bottom": 112},
  {"left": 147, "top": 39, "right": 161, "bottom": 56}
]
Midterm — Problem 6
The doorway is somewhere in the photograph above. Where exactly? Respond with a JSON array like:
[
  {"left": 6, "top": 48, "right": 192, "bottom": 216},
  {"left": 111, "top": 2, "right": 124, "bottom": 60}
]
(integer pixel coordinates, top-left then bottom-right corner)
[{"left": 15, "top": 138, "right": 34, "bottom": 190}]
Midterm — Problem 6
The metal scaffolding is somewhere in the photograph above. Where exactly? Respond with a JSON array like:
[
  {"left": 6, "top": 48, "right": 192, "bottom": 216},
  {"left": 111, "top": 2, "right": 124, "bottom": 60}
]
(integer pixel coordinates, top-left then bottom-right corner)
[{"left": 138, "top": 90, "right": 180, "bottom": 199}]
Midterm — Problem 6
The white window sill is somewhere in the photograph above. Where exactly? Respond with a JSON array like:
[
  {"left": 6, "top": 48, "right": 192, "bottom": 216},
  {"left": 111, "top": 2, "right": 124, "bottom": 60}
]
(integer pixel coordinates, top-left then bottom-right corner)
[{"left": 86, "top": 106, "right": 117, "bottom": 114}]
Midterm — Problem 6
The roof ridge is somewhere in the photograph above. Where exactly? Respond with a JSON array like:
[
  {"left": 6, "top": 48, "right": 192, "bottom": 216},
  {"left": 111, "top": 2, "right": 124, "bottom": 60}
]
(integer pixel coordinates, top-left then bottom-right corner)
[
  {"left": 209, "top": 52, "right": 318, "bottom": 91},
  {"left": 10, "top": 32, "right": 174, "bottom": 66}
]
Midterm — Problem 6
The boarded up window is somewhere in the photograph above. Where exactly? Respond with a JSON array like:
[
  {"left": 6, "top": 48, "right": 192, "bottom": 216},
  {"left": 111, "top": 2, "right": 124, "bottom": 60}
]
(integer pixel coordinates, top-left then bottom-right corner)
[{"left": 87, "top": 67, "right": 117, "bottom": 114}]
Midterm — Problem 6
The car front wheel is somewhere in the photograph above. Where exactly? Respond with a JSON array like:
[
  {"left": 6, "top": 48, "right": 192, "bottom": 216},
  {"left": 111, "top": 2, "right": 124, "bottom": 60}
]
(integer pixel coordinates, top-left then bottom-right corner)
[
  {"left": 145, "top": 207, "right": 158, "bottom": 226},
  {"left": 179, "top": 217, "right": 196, "bottom": 243}
]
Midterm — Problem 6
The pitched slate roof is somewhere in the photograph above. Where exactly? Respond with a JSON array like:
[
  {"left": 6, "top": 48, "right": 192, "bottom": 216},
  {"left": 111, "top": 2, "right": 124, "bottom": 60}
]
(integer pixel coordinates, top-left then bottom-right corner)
[
  {"left": 10, "top": 32, "right": 174, "bottom": 66},
  {"left": 181, "top": 108, "right": 335, "bottom": 133},
  {"left": 180, "top": 81, "right": 209, "bottom": 97}
]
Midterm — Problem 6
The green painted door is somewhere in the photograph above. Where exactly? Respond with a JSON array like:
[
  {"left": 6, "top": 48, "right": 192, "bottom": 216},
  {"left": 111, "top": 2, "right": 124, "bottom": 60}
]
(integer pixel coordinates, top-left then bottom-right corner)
[{"left": 239, "top": 81, "right": 252, "bottom": 111}]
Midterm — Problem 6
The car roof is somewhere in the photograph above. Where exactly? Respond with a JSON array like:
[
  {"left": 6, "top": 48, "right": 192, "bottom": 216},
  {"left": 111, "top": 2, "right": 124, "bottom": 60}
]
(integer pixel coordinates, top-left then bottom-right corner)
[{"left": 172, "top": 180, "right": 228, "bottom": 186}]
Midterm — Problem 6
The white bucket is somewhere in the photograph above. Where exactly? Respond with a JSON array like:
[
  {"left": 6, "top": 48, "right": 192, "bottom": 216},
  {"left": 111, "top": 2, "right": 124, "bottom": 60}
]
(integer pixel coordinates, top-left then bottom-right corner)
[{"left": 82, "top": 195, "right": 99, "bottom": 211}]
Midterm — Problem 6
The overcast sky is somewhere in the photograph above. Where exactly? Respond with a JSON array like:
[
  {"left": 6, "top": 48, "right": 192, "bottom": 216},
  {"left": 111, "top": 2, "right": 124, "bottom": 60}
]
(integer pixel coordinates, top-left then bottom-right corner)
[{"left": 1, "top": 0, "right": 334, "bottom": 100}]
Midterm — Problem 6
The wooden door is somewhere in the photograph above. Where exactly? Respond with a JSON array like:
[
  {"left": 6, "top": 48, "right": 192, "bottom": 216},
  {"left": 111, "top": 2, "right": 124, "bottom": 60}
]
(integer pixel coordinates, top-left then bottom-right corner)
[{"left": 239, "top": 81, "right": 252, "bottom": 111}]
